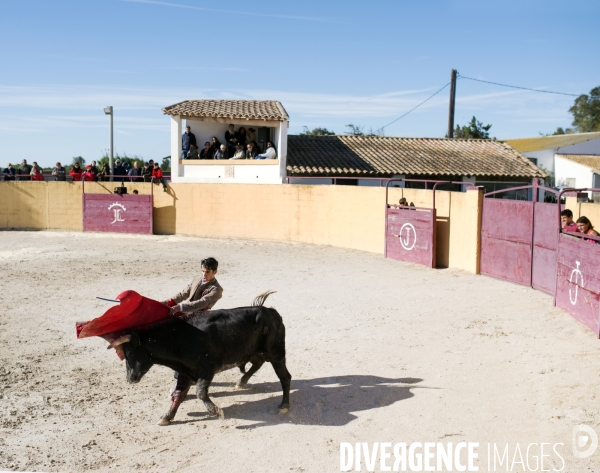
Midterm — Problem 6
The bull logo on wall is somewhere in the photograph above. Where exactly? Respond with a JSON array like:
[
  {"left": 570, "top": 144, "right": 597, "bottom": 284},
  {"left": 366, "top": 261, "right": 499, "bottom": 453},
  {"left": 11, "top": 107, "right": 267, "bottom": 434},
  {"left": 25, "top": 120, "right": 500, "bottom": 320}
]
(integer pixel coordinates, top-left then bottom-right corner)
[{"left": 108, "top": 202, "right": 126, "bottom": 224}]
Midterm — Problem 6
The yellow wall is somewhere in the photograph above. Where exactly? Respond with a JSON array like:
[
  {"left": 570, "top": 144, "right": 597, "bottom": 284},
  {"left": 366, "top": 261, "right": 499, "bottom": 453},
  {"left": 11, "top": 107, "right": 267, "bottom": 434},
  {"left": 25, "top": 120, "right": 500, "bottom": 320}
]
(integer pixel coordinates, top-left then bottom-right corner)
[
  {"left": 0, "top": 182, "right": 484, "bottom": 273},
  {"left": 566, "top": 197, "right": 600, "bottom": 229}
]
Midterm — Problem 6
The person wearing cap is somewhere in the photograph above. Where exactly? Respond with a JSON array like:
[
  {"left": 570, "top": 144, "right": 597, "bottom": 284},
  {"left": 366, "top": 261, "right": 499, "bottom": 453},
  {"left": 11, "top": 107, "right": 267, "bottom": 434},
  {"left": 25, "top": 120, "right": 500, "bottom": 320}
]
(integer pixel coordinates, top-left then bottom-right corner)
[
  {"left": 81, "top": 164, "right": 96, "bottom": 181},
  {"left": 2, "top": 163, "right": 16, "bottom": 181},
  {"left": 113, "top": 159, "right": 127, "bottom": 177},
  {"left": 230, "top": 143, "right": 245, "bottom": 160},
  {"left": 152, "top": 162, "right": 167, "bottom": 191}
]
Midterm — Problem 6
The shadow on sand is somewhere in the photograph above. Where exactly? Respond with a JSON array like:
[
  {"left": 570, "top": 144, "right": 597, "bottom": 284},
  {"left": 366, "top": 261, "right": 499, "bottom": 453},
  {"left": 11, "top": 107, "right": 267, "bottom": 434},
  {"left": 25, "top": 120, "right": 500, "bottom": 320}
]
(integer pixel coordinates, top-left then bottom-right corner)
[{"left": 177, "top": 375, "right": 428, "bottom": 428}]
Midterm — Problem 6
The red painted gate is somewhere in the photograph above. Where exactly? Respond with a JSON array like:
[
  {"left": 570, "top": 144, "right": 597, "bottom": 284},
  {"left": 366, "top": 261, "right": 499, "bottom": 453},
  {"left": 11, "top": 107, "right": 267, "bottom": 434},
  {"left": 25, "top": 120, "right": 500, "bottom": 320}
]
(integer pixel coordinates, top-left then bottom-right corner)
[
  {"left": 480, "top": 179, "right": 560, "bottom": 294},
  {"left": 83, "top": 194, "right": 153, "bottom": 234},
  {"left": 386, "top": 206, "right": 437, "bottom": 268}
]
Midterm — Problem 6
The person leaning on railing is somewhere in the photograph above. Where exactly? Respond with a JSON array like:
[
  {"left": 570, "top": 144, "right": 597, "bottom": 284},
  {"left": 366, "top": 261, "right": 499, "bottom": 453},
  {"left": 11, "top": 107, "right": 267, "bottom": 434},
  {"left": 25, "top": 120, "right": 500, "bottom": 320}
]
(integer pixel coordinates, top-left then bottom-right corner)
[
  {"left": 230, "top": 144, "right": 245, "bottom": 160},
  {"left": 52, "top": 162, "right": 66, "bottom": 181},
  {"left": 576, "top": 217, "right": 600, "bottom": 244},
  {"left": 19, "top": 160, "right": 32, "bottom": 181},
  {"left": 30, "top": 162, "right": 44, "bottom": 181},
  {"left": 97, "top": 163, "right": 110, "bottom": 181},
  {"left": 69, "top": 163, "right": 83, "bottom": 181},
  {"left": 2, "top": 163, "right": 16, "bottom": 181},
  {"left": 142, "top": 162, "right": 152, "bottom": 182}
]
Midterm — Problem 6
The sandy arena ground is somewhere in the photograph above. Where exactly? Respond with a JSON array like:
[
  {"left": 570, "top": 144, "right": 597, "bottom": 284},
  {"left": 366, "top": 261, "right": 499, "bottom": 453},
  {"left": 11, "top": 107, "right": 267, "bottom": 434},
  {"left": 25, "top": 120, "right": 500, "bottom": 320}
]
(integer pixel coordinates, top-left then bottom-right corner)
[{"left": 1, "top": 230, "right": 600, "bottom": 472}]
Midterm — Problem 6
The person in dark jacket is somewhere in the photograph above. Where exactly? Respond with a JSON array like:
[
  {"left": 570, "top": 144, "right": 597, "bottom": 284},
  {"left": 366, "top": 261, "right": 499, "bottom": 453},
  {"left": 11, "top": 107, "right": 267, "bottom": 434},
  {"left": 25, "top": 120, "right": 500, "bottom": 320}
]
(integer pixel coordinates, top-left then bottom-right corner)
[
  {"left": 199, "top": 142, "right": 212, "bottom": 159},
  {"left": 245, "top": 143, "right": 258, "bottom": 160},
  {"left": 2, "top": 163, "right": 16, "bottom": 181},
  {"left": 19, "top": 159, "right": 32, "bottom": 181},
  {"left": 128, "top": 160, "right": 143, "bottom": 182},
  {"left": 141, "top": 162, "right": 153, "bottom": 182},
  {"left": 52, "top": 162, "right": 66, "bottom": 181},
  {"left": 236, "top": 126, "right": 247, "bottom": 147},
  {"left": 182, "top": 126, "right": 197, "bottom": 160},
  {"left": 225, "top": 124, "right": 238, "bottom": 156},
  {"left": 69, "top": 163, "right": 83, "bottom": 181},
  {"left": 113, "top": 159, "right": 127, "bottom": 177},
  {"left": 98, "top": 163, "right": 110, "bottom": 181},
  {"left": 209, "top": 136, "right": 221, "bottom": 158}
]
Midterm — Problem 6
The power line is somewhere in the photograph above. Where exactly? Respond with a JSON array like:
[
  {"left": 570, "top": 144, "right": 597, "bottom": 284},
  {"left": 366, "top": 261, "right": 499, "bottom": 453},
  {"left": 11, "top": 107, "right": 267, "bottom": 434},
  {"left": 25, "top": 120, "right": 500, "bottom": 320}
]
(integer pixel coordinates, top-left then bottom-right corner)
[
  {"left": 376, "top": 82, "right": 450, "bottom": 134},
  {"left": 458, "top": 74, "right": 580, "bottom": 97}
]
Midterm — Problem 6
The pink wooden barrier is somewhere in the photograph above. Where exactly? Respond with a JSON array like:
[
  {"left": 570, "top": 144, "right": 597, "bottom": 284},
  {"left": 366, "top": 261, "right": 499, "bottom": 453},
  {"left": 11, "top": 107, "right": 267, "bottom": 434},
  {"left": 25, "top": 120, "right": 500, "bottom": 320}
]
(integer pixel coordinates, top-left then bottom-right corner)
[
  {"left": 83, "top": 194, "right": 153, "bottom": 234},
  {"left": 555, "top": 234, "right": 600, "bottom": 337},
  {"left": 385, "top": 207, "right": 436, "bottom": 268}
]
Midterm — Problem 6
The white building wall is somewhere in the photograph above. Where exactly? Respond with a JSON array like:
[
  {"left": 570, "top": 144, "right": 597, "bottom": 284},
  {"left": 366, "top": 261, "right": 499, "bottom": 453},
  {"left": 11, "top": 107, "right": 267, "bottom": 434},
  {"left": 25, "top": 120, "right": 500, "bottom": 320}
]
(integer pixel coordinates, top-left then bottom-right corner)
[
  {"left": 555, "top": 156, "right": 595, "bottom": 188},
  {"left": 522, "top": 149, "right": 555, "bottom": 173}
]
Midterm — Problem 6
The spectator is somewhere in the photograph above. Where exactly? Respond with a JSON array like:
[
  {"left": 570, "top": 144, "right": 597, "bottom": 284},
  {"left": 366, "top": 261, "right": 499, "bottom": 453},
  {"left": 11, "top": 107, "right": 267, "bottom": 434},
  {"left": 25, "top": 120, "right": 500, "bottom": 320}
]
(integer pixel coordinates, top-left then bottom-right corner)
[
  {"left": 69, "top": 162, "right": 83, "bottom": 181},
  {"left": 152, "top": 162, "right": 167, "bottom": 192},
  {"left": 128, "top": 160, "right": 143, "bottom": 182},
  {"left": 182, "top": 126, "right": 197, "bottom": 160},
  {"left": 561, "top": 209, "right": 578, "bottom": 232},
  {"left": 246, "top": 128, "right": 257, "bottom": 145},
  {"left": 98, "top": 163, "right": 110, "bottom": 181},
  {"left": 113, "top": 159, "right": 127, "bottom": 177},
  {"left": 186, "top": 144, "right": 199, "bottom": 159},
  {"left": 230, "top": 144, "right": 245, "bottom": 160},
  {"left": 236, "top": 126, "right": 247, "bottom": 147},
  {"left": 123, "top": 161, "right": 131, "bottom": 173},
  {"left": 245, "top": 143, "right": 258, "bottom": 160},
  {"left": 209, "top": 137, "right": 221, "bottom": 158},
  {"left": 214, "top": 144, "right": 229, "bottom": 160},
  {"left": 82, "top": 164, "right": 96, "bottom": 181},
  {"left": 576, "top": 217, "right": 600, "bottom": 243},
  {"left": 142, "top": 162, "right": 152, "bottom": 182},
  {"left": 90, "top": 161, "right": 99, "bottom": 180},
  {"left": 132, "top": 189, "right": 139, "bottom": 195},
  {"left": 199, "top": 142, "right": 212, "bottom": 159},
  {"left": 251, "top": 140, "right": 262, "bottom": 154},
  {"left": 256, "top": 141, "right": 277, "bottom": 160},
  {"left": 148, "top": 159, "right": 155, "bottom": 168},
  {"left": 30, "top": 162, "right": 44, "bottom": 181},
  {"left": 3, "top": 163, "right": 16, "bottom": 181},
  {"left": 399, "top": 197, "right": 408, "bottom": 207},
  {"left": 225, "top": 124, "right": 238, "bottom": 155},
  {"left": 52, "top": 162, "right": 66, "bottom": 181},
  {"left": 19, "top": 159, "right": 32, "bottom": 181}
]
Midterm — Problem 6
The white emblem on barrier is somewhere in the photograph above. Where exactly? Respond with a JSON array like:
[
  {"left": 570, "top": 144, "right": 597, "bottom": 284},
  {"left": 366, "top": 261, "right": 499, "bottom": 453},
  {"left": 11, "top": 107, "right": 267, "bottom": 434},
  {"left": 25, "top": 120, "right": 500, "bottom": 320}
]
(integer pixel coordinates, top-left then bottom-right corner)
[
  {"left": 569, "top": 260, "right": 584, "bottom": 305},
  {"left": 108, "top": 202, "right": 126, "bottom": 224},
  {"left": 399, "top": 223, "right": 417, "bottom": 251}
]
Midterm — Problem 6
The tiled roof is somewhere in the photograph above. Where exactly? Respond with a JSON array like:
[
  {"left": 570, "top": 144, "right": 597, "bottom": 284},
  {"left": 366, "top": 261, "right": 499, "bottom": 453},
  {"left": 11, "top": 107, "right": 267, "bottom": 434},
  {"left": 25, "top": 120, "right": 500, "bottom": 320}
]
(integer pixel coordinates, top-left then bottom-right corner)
[
  {"left": 557, "top": 154, "right": 600, "bottom": 174},
  {"left": 162, "top": 100, "right": 289, "bottom": 121},
  {"left": 286, "top": 135, "right": 545, "bottom": 178},
  {"left": 505, "top": 132, "right": 600, "bottom": 152}
]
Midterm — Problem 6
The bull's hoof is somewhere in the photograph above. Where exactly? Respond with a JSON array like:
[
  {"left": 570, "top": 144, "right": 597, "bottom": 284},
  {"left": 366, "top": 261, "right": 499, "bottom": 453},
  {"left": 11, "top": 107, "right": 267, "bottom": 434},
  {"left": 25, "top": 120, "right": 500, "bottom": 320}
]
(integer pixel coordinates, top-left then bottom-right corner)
[
  {"left": 277, "top": 404, "right": 290, "bottom": 414},
  {"left": 157, "top": 416, "right": 171, "bottom": 426},
  {"left": 235, "top": 381, "right": 248, "bottom": 390},
  {"left": 206, "top": 404, "right": 224, "bottom": 419}
]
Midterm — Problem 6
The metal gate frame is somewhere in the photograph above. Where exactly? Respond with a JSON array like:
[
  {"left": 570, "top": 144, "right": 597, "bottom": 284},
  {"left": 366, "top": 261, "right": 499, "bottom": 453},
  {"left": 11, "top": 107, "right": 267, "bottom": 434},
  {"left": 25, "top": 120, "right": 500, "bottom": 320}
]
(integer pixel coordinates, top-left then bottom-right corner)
[
  {"left": 480, "top": 178, "right": 560, "bottom": 294},
  {"left": 385, "top": 179, "right": 474, "bottom": 268}
]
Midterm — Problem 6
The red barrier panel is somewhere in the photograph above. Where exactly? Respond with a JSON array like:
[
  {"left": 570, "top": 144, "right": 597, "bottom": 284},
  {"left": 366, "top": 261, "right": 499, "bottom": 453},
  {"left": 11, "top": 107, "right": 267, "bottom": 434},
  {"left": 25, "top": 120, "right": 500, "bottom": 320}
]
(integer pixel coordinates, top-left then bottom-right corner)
[
  {"left": 83, "top": 194, "right": 153, "bottom": 234},
  {"left": 532, "top": 202, "right": 561, "bottom": 294},
  {"left": 385, "top": 207, "right": 436, "bottom": 268},
  {"left": 555, "top": 234, "right": 600, "bottom": 337}
]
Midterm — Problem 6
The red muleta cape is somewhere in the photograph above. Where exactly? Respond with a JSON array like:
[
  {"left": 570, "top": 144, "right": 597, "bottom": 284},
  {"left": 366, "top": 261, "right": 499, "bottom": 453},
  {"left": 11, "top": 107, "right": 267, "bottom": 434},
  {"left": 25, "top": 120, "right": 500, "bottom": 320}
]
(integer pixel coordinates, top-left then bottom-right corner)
[{"left": 76, "top": 290, "right": 171, "bottom": 339}]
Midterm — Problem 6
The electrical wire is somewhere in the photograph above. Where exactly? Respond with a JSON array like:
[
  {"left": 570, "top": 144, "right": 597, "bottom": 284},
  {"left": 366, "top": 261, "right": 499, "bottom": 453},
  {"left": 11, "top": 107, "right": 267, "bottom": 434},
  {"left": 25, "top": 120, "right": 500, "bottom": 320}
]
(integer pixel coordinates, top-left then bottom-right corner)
[
  {"left": 376, "top": 82, "right": 450, "bottom": 134},
  {"left": 458, "top": 74, "right": 580, "bottom": 97}
]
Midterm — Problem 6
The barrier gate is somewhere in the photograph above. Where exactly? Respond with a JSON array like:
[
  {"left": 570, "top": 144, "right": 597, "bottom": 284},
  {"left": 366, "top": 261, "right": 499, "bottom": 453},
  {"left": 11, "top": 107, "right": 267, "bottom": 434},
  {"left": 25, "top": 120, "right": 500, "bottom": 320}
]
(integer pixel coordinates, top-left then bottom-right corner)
[
  {"left": 82, "top": 180, "right": 154, "bottom": 234},
  {"left": 480, "top": 179, "right": 560, "bottom": 294},
  {"left": 554, "top": 187, "right": 600, "bottom": 337},
  {"left": 385, "top": 180, "right": 472, "bottom": 268}
]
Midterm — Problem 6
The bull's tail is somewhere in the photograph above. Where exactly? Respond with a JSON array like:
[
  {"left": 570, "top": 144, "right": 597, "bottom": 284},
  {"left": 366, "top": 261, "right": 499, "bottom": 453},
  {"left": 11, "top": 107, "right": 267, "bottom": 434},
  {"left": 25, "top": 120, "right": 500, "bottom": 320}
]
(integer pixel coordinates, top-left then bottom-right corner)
[{"left": 252, "top": 290, "right": 276, "bottom": 307}]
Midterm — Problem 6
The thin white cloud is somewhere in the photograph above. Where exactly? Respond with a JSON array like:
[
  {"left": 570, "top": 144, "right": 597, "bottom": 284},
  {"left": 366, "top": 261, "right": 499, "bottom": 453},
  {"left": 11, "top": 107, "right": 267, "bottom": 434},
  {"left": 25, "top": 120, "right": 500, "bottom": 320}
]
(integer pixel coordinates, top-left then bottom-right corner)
[{"left": 122, "top": 0, "right": 331, "bottom": 22}]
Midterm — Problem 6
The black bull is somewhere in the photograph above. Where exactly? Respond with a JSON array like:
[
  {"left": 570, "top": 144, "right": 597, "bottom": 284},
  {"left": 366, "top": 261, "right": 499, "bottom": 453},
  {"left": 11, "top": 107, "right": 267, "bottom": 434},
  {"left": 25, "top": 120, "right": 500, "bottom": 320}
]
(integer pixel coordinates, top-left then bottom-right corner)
[{"left": 109, "top": 292, "right": 291, "bottom": 425}]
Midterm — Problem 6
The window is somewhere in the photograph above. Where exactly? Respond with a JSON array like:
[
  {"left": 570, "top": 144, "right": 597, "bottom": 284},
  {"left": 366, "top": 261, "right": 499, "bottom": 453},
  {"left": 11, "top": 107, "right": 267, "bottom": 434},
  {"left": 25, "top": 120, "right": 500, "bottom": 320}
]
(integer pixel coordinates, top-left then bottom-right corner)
[
  {"left": 527, "top": 157, "right": 538, "bottom": 165},
  {"left": 566, "top": 178, "right": 576, "bottom": 188}
]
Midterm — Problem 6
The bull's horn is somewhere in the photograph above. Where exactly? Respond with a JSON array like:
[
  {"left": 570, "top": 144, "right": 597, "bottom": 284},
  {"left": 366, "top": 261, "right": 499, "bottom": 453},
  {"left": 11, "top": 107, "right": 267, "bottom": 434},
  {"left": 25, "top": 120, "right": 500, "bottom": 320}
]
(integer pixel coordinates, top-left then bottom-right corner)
[{"left": 107, "top": 334, "right": 131, "bottom": 349}]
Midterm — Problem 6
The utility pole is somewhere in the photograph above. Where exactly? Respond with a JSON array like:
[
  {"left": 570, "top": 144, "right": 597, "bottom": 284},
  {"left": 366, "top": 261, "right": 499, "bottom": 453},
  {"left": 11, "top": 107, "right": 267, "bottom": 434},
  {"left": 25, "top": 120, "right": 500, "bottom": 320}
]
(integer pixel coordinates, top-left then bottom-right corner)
[
  {"left": 104, "top": 106, "right": 114, "bottom": 181},
  {"left": 447, "top": 69, "right": 457, "bottom": 138}
]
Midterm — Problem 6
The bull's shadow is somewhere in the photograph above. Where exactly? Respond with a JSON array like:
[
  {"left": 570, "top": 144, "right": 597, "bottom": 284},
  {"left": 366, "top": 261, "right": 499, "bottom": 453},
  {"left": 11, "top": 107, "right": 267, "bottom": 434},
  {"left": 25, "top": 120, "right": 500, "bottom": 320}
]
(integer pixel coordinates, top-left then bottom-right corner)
[{"left": 182, "top": 375, "right": 425, "bottom": 428}]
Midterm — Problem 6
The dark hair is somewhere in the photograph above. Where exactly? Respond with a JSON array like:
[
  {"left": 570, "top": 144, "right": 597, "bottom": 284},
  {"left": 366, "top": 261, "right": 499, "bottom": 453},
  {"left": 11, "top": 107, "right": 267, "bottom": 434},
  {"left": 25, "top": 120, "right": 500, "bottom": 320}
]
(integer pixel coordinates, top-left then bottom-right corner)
[
  {"left": 561, "top": 209, "right": 573, "bottom": 218},
  {"left": 201, "top": 257, "right": 218, "bottom": 271},
  {"left": 238, "top": 126, "right": 246, "bottom": 134},
  {"left": 576, "top": 216, "right": 592, "bottom": 228},
  {"left": 205, "top": 142, "right": 210, "bottom": 146}
]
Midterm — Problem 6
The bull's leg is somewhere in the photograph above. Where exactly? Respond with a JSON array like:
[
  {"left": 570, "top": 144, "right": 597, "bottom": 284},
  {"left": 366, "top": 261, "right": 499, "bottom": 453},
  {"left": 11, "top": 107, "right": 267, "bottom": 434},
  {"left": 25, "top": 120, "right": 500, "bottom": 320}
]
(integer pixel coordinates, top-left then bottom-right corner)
[
  {"left": 158, "top": 374, "right": 192, "bottom": 426},
  {"left": 270, "top": 359, "right": 292, "bottom": 413},
  {"left": 236, "top": 359, "right": 265, "bottom": 388},
  {"left": 196, "top": 375, "right": 222, "bottom": 418}
]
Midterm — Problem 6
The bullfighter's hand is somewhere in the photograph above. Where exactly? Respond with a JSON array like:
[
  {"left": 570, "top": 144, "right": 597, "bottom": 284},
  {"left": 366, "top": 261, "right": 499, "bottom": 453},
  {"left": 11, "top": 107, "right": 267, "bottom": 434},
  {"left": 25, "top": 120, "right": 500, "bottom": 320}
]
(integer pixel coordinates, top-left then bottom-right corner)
[{"left": 169, "top": 306, "right": 180, "bottom": 316}]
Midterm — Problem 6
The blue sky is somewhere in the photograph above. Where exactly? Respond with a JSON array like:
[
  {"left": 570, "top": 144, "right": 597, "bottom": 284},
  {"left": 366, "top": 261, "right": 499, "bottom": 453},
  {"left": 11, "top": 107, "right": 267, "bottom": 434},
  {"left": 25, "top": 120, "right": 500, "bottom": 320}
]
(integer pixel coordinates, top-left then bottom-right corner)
[{"left": 1, "top": 0, "right": 599, "bottom": 168}]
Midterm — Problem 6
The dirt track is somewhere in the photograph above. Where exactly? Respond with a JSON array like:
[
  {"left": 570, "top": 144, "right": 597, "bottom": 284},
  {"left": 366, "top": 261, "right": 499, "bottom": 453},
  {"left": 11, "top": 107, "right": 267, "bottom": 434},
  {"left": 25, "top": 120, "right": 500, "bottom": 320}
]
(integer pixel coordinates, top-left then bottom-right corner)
[{"left": 1, "top": 231, "right": 600, "bottom": 472}]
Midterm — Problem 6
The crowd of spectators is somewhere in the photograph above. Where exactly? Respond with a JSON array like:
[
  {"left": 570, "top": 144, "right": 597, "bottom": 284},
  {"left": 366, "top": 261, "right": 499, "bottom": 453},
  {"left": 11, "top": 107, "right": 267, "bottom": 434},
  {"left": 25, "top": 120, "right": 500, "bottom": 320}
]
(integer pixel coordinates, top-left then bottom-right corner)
[
  {"left": 182, "top": 125, "right": 277, "bottom": 161},
  {"left": 561, "top": 209, "right": 599, "bottom": 244},
  {"left": 2, "top": 159, "right": 168, "bottom": 191}
]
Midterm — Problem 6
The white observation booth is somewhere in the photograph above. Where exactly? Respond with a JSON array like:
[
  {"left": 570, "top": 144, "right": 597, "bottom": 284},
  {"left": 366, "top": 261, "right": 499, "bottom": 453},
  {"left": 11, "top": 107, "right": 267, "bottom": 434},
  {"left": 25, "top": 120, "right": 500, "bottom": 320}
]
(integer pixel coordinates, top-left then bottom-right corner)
[{"left": 163, "top": 99, "right": 289, "bottom": 184}]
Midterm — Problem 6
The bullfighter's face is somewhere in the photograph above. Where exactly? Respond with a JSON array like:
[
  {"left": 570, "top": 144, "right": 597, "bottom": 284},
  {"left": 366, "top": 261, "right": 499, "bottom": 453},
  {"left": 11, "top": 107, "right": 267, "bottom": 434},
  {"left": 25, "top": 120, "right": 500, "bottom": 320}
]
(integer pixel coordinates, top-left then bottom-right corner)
[{"left": 201, "top": 266, "right": 217, "bottom": 283}]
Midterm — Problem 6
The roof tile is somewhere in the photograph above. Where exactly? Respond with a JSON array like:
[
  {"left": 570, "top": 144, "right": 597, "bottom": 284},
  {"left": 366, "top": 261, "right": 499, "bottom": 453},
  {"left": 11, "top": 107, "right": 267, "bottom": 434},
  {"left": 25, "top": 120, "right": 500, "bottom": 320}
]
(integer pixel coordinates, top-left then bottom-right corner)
[{"left": 162, "top": 100, "right": 289, "bottom": 121}]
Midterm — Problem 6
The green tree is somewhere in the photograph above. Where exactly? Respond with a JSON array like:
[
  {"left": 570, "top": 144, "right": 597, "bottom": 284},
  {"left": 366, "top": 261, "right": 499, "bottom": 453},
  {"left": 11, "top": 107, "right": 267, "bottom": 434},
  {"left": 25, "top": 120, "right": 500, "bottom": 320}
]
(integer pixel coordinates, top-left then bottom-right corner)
[
  {"left": 345, "top": 124, "right": 364, "bottom": 136},
  {"left": 97, "top": 150, "right": 144, "bottom": 168},
  {"left": 452, "top": 116, "right": 494, "bottom": 139},
  {"left": 300, "top": 126, "right": 335, "bottom": 136},
  {"left": 161, "top": 156, "right": 171, "bottom": 172},
  {"left": 569, "top": 86, "right": 600, "bottom": 132},
  {"left": 71, "top": 156, "right": 85, "bottom": 166},
  {"left": 551, "top": 127, "right": 576, "bottom": 135}
]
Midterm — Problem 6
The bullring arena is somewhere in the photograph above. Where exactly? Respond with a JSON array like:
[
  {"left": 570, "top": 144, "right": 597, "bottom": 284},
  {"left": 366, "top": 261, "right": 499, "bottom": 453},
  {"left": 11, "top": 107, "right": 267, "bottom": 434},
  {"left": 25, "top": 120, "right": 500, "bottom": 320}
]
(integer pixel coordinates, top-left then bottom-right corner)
[{"left": 2, "top": 181, "right": 600, "bottom": 472}]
